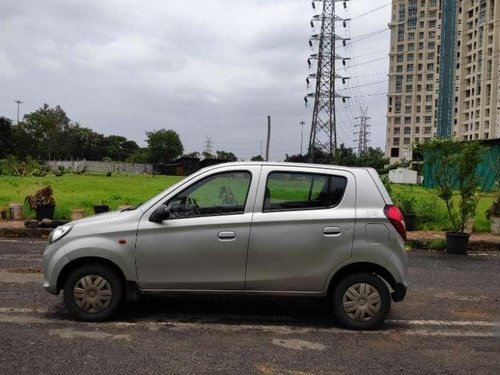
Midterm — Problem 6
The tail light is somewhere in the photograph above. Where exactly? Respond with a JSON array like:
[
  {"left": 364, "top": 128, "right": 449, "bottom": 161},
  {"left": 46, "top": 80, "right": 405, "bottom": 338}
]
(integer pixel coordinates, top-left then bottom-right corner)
[{"left": 384, "top": 205, "right": 406, "bottom": 241}]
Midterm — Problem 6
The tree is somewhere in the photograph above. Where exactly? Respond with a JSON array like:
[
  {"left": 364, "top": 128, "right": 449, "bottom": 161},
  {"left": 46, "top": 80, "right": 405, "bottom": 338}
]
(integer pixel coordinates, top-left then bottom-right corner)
[
  {"left": 424, "top": 139, "right": 485, "bottom": 233},
  {"left": 215, "top": 150, "right": 237, "bottom": 161},
  {"left": 21, "top": 104, "right": 71, "bottom": 160},
  {"left": 183, "top": 152, "right": 201, "bottom": 158},
  {"left": 357, "top": 147, "right": 389, "bottom": 172},
  {"left": 250, "top": 155, "right": 264, "bottom": 161},
  {"left": 102, "top": 135, "right": 139, "bottom": 161},
  {"left": 335, "top": 144, "right": 357, "bottom": 166},
  {"left": 0, "top": 117, "right": 14, "bottom": 158},
  {"left": 146, "top": 129, "right": 184, "bottom": 163}
]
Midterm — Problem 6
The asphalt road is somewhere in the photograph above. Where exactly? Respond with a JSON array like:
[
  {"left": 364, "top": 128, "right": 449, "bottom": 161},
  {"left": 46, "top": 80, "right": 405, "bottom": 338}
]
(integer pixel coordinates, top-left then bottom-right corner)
[{"left": 0, "top": 238, "right": 499, "bottom": 375}]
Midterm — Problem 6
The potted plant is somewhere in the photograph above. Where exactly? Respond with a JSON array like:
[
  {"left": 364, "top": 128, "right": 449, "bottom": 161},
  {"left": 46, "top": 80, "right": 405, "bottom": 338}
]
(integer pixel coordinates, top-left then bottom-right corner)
[
  {"left": 486, "top": 196, "right": 500, "bottom": 234},
  {"left": 25, "top": 186, "right": 56, "bottom": 221},
  {"left": 425, "top": 139, "right": 484, "bottom": 254},
  {"left": 394, "top": 194, "right": 417, "bottom": 231},
  {"left": 94, "top": 200, "right": 109, "bottom": 214}
]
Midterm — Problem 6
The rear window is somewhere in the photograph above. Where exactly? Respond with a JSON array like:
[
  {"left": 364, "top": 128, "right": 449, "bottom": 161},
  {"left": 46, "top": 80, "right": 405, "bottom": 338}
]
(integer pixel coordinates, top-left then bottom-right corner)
[{"left": 263, "top": 172, "right": 347, "bottom": 212}]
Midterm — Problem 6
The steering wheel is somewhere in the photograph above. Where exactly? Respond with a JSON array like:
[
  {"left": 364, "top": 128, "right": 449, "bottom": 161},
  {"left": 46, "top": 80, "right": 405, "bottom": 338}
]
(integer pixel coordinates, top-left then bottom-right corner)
[{"left": 186, "top": 197, "right": 201, "bottom": 216}]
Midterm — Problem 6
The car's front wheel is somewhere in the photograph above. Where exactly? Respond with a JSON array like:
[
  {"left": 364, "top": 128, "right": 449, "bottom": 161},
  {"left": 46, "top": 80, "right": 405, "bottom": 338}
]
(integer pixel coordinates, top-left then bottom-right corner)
[
  {"left": 63, "top": 264, "right": 123, "bottom": 321},
  {"left": 332, "top": 272, "right": 391, "bottom": 330}
]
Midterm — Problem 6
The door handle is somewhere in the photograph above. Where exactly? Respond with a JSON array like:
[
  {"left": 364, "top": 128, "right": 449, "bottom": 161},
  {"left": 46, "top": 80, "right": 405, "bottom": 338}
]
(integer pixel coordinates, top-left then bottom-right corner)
[
  {"left": 323, "top": 226, "right": 341, "bottom": 236},
  {"left": 218, "top": 231, "right": 236, "bottom": 240}
]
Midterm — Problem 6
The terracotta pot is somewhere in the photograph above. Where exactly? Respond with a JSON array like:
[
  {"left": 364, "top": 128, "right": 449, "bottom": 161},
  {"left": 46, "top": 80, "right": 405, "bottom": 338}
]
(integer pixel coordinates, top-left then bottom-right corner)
[{"left": 70, "top": 209, "right": 85, "bottom": 221}]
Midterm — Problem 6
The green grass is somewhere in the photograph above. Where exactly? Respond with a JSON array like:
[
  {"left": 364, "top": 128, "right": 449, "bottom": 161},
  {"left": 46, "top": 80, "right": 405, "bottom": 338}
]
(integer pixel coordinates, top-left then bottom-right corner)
[
  {"left": 391, "top": 184, "right": 496, "bottom": 232},
  {"left": 0, "top": 174, "right": 183, "bottom": 220},
  {"left": 0, "top": 174, "right": 496, "bottom": 232}
]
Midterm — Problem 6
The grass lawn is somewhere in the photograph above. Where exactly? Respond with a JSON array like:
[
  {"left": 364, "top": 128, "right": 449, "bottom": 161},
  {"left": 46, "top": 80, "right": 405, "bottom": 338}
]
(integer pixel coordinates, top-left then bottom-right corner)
[
  {"left": 0, "top": 174, "right": 496, "bottom": 232},
  {"left": 390, "top": 184, "right": 496, "bottom": 232},
  {"left": 0, "top": 174, "right": 183, "bottom": 220}
]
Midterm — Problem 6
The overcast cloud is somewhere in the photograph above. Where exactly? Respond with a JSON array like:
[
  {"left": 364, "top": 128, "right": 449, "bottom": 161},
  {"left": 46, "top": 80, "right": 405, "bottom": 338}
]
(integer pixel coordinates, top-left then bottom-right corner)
[{"left": 0, "top": 0, "right": 391, "bottom": 160}]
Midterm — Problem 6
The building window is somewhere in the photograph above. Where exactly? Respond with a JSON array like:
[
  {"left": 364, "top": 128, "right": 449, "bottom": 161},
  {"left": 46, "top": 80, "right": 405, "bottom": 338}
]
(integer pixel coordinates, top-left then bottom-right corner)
[
  {"left": 393, "top": 138, "right": 400, "bottom": 146},
  {"left": 394, "top": 116, "right": 401, "bottom": 124},
  {"left": 426, "top": 84, "right": 433, "bottom": 91},
  {"left": 405, "top": 118, "right": 412, "bottom": 125},
  {"left": 397, "top": 65, "right": 403, "bottom": 73},
  {"left": 415, "top": 127, "right": 420, "bottom": 133},
  {"left": 404, "top": 126, "right": 411, "bottom": 133},
  {"left": 396, "top": 76, "right": 403, "bottom": 92},
  {"left": 394, "top": 128, "right": 401, "bottom": 135},
  {"left": 404, "top": 138, "right": 411, "bottom": 145},
  {"left": 406, "top": 64, "right": 414, "bottom": 72}
]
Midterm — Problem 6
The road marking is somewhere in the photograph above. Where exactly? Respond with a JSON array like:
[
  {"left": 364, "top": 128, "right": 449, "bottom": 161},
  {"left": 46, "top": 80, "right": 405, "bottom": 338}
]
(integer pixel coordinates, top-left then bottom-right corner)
[
  {"left": 387, "top": 319, "right": 496, "bottom": 327},
  {"left": 0, "top": 311, "right": 495, "bottom": 338},
  {"left": 0, "top": 272, "right": 43, "bottom": 283},
  {"left": 49, "top": 328, "right": 131, "bottom": 342},
  {"left": 0, "top": 239, "right": 46, "bottom": 244},
  {"left": 272, "top": 338, "right": 326, "bottom": 351},
  {"left": 0, "top": 307, "right": 49, "bottom": 314}
]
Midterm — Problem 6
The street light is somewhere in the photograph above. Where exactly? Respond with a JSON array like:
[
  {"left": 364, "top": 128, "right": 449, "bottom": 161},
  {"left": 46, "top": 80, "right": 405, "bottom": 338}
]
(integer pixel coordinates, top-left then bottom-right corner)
[
  {"left": 300, "top": 121, "right": 305, "bottom": 155},
  {"left": 14, "top": 100, "right": 23, "bottom": 124}
]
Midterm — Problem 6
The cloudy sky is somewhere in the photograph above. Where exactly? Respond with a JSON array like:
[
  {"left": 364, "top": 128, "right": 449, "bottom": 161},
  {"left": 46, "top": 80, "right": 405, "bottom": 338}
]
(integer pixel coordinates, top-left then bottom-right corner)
[{"left": 0, "top": 0, "right": 391, "bottom": 161}]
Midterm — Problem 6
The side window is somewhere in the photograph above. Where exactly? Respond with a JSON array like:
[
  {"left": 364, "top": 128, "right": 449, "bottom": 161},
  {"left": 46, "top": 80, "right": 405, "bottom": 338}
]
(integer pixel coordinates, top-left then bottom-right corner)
[
  {"left": 263, "top": 172, "right": 347, "bottom": 212},
  {"left": 167, "top": 171, "right": 252, "bottom": 218}
]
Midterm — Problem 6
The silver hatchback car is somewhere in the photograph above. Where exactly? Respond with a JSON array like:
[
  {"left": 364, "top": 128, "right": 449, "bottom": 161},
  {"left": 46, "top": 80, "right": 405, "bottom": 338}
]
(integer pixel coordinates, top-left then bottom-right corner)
[{"left": 43, "top": 162, "right": 407, "bottom": 330}]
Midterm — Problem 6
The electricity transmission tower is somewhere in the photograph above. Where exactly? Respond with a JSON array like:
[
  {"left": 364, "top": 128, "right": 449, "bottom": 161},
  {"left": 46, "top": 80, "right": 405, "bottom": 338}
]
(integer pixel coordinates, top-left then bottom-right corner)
[
  {"left": 305, "top": 0, "right": 350, "bottom": 163},
  {"left": 354, "top": 108, "right": 371, "bottom": 156},
  {"left": 204, "top": 136, "right": 213, "bottom": 155}
]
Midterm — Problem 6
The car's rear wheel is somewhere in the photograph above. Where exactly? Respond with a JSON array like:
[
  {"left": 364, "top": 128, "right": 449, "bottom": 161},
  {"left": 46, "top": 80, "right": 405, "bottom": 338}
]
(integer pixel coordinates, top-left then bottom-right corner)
[
  {"left": 63, "top": 264, "right": 123, "bottom": 321},
  {"left": 332, "top": 272, "right": 391, "bottom": 330}
]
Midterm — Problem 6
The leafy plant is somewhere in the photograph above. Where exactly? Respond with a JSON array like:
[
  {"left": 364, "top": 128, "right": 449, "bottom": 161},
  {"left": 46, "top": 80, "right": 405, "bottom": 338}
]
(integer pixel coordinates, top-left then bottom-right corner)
[
  {"left": 393, "top": 194, "right": 417, "bottom": 215},
  {"left": 486, "top": 196, "right": 500, "bottom": 219},
  {"left": 218, "top": 185, "right": 237, "bottom": 205},
  {"left": 25, "top": 186, "right": 56, "bottom": 210},
  {"left": 424, "top": 139, "right": 484, "bottom": 233}
]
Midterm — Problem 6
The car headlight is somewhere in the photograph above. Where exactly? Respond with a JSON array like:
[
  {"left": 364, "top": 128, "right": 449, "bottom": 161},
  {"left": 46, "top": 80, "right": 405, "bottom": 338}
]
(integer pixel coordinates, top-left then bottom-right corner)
[{"left": 49, "top": 225, "right": 72, "bottom": 244}]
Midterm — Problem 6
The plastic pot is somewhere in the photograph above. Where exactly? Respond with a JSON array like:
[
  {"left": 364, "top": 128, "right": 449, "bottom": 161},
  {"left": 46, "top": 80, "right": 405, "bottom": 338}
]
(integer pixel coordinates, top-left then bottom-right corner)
[
  {"left": 36, "top": 205, "right": 55, "bottom": 221},
  {"left": 94, "top": 205, "right": 110, "bottom": 214},
  {"left": 445, "top": 232, "right": 470, "bottom": 255},
  {"left": 404, "top": 214, "right": 417, "bottom": 231}
]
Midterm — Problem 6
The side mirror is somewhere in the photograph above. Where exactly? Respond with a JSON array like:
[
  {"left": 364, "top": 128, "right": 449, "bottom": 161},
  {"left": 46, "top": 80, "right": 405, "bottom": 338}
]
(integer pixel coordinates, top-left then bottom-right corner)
[{"left": 149, "top": 205, "right": 170, "bottom": 223}]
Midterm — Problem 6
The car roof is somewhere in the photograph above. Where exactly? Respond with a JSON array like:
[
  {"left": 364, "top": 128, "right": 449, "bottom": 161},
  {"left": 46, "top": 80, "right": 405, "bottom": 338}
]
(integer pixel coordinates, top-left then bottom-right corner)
[{"left": 203, "top": 161, "right": 373, "bottom": 173}]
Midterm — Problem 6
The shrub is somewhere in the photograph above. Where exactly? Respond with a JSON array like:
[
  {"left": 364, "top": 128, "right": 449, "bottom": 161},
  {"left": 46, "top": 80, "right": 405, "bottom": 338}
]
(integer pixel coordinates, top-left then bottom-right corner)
[{"left": 25, "top": 186, "right": 56, "bottom": 209}]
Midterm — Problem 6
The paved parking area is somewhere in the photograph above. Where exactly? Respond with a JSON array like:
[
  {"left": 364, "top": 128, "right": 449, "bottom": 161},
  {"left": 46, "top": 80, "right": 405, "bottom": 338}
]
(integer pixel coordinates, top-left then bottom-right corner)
[{"left": 0, "top": 238, "right": 499, "bottom": 374}]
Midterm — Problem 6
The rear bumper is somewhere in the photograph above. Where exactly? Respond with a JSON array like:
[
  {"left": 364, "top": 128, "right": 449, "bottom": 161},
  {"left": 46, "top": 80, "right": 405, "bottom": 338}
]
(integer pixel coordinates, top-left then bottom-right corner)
[{"left": 392, "top": 282, "right": 407, "bottom": 302}]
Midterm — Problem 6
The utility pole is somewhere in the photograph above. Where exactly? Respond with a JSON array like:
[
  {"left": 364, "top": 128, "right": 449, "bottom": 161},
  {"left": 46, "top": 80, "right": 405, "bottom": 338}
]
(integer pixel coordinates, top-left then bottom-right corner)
[
  {"left": 265, "top": 115, "right": 271, "bottom": 161},
  {"left": 305, "top": 0, "right": 351, "bottom": 164},
  {"left": 354, "top": 107, "right": 371, "bottom": 156},
  {"left": 14, "top": 100, "right": 23, "bottom": 124},
  {"left": 300, "top": 121, "right": 305, "bottom": 155}
]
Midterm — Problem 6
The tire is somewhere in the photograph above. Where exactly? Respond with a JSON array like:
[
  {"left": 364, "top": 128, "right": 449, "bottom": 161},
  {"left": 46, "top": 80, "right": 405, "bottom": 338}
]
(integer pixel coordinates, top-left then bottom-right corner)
[
  {"left": 63, "top": 264, "right": 123, "bottom": 322},
  {"left": 332, "top": 272, "right": 391, "bottom": 330}
]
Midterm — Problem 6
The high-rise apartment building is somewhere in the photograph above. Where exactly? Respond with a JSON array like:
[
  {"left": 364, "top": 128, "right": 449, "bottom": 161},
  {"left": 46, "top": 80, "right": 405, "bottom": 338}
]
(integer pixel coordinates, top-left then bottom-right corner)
[{"left": 385, "top": 0, "right": 500, "bottom": 162}]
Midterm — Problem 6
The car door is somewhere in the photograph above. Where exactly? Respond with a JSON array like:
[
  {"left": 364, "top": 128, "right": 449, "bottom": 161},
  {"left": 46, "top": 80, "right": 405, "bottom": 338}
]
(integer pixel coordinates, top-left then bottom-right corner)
[
  {"left": 245, "top": 166, "right": 355, "bottom": 292},
  {"left": 135, "top": 166, "right": 260, "bottom": 290}
]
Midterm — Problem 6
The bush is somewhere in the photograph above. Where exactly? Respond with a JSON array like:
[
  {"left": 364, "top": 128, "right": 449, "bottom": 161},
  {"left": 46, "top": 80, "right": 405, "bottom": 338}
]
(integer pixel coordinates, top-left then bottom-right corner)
[{"left": 0, "top": 156, "right": 47, "bottom": 177}]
